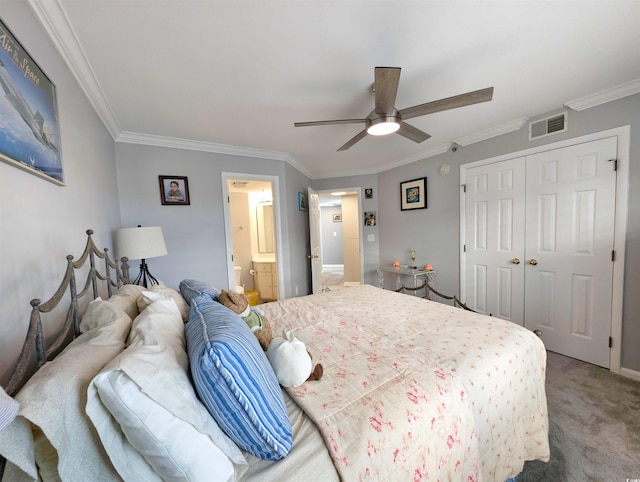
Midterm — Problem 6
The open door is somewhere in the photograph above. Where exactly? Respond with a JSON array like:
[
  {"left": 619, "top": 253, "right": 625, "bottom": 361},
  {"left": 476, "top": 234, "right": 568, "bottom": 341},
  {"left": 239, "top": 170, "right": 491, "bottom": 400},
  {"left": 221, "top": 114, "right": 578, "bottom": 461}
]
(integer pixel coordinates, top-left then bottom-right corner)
[{"left": 308, "top": 187, "right": 322, "bottom": 294}]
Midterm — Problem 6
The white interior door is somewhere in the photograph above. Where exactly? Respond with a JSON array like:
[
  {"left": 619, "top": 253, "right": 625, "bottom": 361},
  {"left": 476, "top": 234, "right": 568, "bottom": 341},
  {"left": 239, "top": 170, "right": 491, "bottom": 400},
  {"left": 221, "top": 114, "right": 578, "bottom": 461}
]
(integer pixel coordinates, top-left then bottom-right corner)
[
  {"left": 308, "top": 187, "right": 322, "bottom": 294},
  {"left": 464, "top": 157, "right": 526, "bottom": 324},
  {"left": 525, "top": 137, "right": 617, "bottom": 367}
]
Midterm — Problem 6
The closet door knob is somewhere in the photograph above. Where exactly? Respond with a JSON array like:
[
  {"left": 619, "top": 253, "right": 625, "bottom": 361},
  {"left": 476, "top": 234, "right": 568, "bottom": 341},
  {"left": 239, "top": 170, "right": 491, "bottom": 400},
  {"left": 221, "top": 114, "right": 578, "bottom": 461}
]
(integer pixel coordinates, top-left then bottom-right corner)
[
  {"left": 528, "top": 259, "right": 538, "bottom": 266},
  {"left": 511, "top": 258, "right": 520, "bottom": 265}
]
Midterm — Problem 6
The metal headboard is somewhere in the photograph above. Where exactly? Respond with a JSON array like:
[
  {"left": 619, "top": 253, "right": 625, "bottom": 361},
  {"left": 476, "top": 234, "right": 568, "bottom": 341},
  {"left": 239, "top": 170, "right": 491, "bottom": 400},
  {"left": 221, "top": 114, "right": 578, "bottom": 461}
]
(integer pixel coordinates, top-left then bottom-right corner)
[{"left": 3, "top": 229, "right": 130, "bottom": 397}]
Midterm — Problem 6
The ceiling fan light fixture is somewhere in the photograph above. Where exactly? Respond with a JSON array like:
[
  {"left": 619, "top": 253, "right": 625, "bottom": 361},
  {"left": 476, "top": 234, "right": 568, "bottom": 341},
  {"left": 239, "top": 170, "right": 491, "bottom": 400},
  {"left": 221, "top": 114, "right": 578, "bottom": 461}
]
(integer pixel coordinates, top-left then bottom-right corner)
[{"left": 367, "top": 116, "right": 400, "bottom": 136}]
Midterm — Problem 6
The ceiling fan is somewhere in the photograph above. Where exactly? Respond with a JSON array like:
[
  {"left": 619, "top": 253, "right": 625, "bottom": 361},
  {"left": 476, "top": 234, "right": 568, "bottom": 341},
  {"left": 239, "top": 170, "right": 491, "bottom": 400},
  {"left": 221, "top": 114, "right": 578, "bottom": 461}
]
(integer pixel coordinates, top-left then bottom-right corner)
[{"left": 294, "top": 67, "right": 494, "bottom": 151}]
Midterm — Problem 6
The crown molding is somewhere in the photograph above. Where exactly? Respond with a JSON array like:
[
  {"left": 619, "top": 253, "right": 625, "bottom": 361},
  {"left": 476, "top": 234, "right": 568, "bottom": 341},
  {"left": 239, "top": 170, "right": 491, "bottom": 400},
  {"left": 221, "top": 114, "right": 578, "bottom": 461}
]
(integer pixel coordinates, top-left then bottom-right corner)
[
  {"left": 115, "top": 131, "right": 289, "bottom": 160},
  {"left": 565, "top": 78, "right": 640, "bottom": 111},
  {"left": 311, "top": 166, "right": 378, "bottom": 180},
  {"left": 116, "top": 131, "right": 313, "bottom": 177},
  {"left": 28, "top": 0, "right": 121, "bottom": 138},
  {"left": 454, "top": 117, "right": 529, "bottom": 147},
  {"left": 376, "top": 144, "right": 452, "bottom": 173}
]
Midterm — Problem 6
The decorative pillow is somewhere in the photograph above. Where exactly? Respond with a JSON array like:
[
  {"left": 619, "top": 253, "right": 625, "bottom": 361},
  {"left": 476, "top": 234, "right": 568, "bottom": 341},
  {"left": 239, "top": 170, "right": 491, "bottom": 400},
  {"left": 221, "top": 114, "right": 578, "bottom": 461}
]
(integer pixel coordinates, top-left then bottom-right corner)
[
  {"left": 186, "top": 294, "right": 292, "bottom": 460},
  {"left": 267, "top": 332, "right": 313, "bottom": 388},
  {"left": 136, "top": 285, "right": 190, "bottom": 322},
  {"left": 0, "top": 299, "right": 132, "bottom": 481},
  {"left": 87, "top": 297, "right": 247, "bottom": 482},
  {"left": 0, "top": 386, "right": 19, "bottom": 431},
  {"left": 179, "top": 278, "right": 221, "bottom": 304}
]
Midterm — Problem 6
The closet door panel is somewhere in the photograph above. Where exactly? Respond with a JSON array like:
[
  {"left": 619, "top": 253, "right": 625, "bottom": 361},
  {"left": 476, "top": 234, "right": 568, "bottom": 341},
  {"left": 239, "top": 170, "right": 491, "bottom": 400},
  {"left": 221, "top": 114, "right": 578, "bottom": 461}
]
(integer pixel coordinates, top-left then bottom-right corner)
[
  {"left": 525, "top": 137, "right": 617, "bottom": 368},
  {"left": 464, "top": 157, "right": 526, "bottom": 323}
]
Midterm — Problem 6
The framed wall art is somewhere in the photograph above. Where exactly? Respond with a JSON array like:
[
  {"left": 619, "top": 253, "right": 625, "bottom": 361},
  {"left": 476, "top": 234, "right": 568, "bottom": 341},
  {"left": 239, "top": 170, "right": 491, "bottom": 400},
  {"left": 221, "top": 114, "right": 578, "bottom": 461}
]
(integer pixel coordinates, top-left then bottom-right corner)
[
  {"left": 0, "top": 18, "right": 64, "bottom": 185},
  {"left": 364, "top": 211, "right": 376, "bottom": 226},
  {"left": 159, "top": 175, "right": 190, "bottom": 205},
  {"left": 333, "top": 214, "right": 342, "bottom": 222},
  {"left": 400, "top": 177, "right": 427, "bottom": 211},
  {"left": 298, "top": 191, "right": 308, "bottom": 212}
]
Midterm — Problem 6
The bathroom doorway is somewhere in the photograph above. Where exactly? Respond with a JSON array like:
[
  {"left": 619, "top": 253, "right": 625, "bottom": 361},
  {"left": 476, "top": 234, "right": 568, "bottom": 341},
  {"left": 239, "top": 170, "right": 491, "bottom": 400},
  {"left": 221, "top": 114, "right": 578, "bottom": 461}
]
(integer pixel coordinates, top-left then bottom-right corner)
[{"left": 222, "top": 173, "right": 282, "bottom": 303}]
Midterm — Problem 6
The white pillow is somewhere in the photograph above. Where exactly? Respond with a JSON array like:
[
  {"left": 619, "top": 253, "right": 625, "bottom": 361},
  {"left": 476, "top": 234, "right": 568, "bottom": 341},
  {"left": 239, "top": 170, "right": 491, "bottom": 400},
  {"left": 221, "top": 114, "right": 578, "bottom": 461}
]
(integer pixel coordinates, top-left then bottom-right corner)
[
  {"left": 80, "top": 296, "right": 136, "bottom": 341},
  {"left": 105, "top": 284, "right": 145, "bottom": 320},
  {"left": 0, "top": 299, "right": 132, "bottom": 481},
  {"left": 87, "top": 297, "right": 247, "bottom": 482},
  {"left": 136, "top": 285, "right": 190, "bottom": 322}
]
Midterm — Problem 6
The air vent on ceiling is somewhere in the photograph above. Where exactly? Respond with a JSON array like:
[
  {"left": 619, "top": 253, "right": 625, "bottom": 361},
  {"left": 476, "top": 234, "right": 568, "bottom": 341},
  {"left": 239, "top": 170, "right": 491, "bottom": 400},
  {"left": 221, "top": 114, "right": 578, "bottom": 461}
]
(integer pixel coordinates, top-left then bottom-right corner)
[{"left": 529, "top": 112, "right": 567, "bottom": 140}]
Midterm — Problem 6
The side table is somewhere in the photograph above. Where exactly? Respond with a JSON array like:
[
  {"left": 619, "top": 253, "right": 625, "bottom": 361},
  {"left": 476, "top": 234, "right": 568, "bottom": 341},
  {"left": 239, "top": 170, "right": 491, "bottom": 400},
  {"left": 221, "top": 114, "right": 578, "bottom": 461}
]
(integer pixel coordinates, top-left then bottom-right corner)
[{"left": 377, "top": 266, "right": 436, "bottom": 299}]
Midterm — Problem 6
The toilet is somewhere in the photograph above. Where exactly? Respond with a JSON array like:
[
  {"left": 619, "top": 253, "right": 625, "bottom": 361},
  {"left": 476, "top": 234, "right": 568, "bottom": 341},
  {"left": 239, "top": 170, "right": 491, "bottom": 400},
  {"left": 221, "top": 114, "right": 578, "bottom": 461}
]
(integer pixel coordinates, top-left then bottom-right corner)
[{"left": 233, "top": 266, "right": 245, "bottom": 294}]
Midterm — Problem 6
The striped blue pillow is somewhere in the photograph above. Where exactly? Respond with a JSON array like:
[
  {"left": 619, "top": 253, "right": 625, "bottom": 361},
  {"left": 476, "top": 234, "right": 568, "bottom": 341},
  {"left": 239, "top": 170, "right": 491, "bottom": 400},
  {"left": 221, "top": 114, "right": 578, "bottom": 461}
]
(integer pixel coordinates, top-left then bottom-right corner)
[
  {"left": 179, "top": 279, "right": 221, "bottom": 305},
  {"left": 186, "top": 294, "right": 292, "bottom": 460}
]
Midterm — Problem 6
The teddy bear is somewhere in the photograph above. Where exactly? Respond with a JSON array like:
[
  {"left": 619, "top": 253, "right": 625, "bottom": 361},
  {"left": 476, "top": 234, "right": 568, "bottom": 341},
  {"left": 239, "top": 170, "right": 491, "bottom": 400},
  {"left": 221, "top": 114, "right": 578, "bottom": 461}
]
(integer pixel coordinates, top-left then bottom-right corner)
[
  {"left": 218, "top": 289, "right": 272, "bottom": 351},
  {"left": 266, "top": 331, "right": 323, "bottom": 387}
]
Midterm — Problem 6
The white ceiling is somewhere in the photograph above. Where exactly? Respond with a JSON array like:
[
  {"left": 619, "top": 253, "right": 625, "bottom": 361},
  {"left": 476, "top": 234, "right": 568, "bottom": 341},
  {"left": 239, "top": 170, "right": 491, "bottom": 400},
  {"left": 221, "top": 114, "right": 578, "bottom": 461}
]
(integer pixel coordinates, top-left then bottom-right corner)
[{"left": 30, "top": 0, "right": 640, "bottom": 179}]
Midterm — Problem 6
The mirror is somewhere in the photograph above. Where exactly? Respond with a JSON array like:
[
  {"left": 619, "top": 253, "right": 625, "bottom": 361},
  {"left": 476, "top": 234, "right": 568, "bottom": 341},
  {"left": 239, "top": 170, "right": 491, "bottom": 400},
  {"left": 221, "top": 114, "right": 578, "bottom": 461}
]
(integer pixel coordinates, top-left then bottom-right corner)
[{"left": 257, "top": 204, "right": 275, "bottom": 253}]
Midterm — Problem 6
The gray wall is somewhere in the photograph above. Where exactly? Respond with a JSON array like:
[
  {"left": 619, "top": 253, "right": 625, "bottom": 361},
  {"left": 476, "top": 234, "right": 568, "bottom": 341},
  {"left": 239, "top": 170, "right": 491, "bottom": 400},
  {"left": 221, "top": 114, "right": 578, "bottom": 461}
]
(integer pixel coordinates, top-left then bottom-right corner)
[
  {"left": 115, "top": 143, "right": 312, "bottom": 299},
  {"left": 0, "top": 3, "right": 121, "bottom": 384},
  {"left": 377, "top": 95, "right": 640, "bottom": 372},
  {"left": 321, "top": 205, "right": 343, "bottom": 264}
]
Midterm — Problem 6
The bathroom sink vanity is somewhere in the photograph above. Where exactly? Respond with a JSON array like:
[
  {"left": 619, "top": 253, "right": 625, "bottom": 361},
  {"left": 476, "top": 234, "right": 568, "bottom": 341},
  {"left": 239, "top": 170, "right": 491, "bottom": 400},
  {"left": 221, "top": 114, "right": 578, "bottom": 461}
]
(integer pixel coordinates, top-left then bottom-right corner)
[{"left": 252, "top": 258, "right": 278, "bottom": 301}]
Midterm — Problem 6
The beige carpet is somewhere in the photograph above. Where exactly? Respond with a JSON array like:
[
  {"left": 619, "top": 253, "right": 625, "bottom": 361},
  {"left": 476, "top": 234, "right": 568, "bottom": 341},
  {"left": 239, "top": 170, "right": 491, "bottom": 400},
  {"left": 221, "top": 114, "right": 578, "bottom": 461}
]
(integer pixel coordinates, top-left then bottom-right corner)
[{"left": 321, "top": 271, "right": 344, "bottom": 290}]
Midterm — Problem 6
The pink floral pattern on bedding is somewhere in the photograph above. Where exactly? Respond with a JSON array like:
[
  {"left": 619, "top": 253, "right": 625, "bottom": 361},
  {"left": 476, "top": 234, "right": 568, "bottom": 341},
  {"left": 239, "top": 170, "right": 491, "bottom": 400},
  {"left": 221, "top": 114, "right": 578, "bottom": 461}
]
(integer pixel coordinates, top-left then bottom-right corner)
[{"left": 261, "top": 285, "right": 549, "bottom": 481}]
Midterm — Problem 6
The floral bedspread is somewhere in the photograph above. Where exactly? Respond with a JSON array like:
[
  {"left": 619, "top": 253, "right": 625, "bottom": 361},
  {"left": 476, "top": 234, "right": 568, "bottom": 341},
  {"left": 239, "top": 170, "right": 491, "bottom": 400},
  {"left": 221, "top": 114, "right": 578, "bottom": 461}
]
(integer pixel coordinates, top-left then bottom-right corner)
[{"left": 261, "top": 285, "right": 549, "bottom": 481}]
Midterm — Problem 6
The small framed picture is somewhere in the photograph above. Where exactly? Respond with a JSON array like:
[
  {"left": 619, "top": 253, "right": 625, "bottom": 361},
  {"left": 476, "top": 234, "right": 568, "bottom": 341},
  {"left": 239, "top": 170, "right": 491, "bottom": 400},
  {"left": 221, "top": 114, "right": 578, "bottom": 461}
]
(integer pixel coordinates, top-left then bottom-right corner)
[
  {"left": 333, "top": 214, "right": 342, "bottom": 222},
  {"left": 298, "top": 192, "right": 308, "bottom": 211},
  {"left": 400, "top": 177, "right": 427, "bottom": 211},
  {"left": 365, "top": 188, "right": 373, "bottom": 199},
  {"left": 364, "top": 211, "right": 376, "bottom": 226},
  {"left": 159, "top": 176, "right": 190, "bottom": 205}
]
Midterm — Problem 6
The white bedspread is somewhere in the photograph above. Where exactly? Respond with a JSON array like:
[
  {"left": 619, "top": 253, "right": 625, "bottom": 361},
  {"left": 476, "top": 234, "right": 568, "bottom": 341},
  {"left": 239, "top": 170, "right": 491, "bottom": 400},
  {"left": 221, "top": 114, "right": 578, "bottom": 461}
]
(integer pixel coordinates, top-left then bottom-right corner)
[{"left": 261, "top": 285, "right": 549, "bottom": 481}]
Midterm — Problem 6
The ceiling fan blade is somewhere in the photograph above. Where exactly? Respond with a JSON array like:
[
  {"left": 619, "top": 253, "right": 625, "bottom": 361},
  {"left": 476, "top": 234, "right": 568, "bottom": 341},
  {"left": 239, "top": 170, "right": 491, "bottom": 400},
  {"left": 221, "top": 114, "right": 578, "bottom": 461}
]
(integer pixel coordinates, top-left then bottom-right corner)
[
  {"left": 294, "top": 119, "right": 366, "bottom": 127},
  {"left": 374, "top": 67, "right": 401, "bottom": 114},
  {"left": 337, "top": 129, "right": 368, "bottom": 151},
  {"left": 399, "top": 87, "right": 494, "bottom": 120},
  {"left": 397, "top": 122, "right": 431, "bottom": 143}
]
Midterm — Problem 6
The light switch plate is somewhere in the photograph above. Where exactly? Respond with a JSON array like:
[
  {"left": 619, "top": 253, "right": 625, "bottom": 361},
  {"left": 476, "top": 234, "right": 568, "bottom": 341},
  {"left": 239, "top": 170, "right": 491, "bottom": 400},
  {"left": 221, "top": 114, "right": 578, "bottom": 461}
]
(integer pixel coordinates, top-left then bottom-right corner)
[{"left": 367, "top": 234, "right": 375, "bottom": 242}]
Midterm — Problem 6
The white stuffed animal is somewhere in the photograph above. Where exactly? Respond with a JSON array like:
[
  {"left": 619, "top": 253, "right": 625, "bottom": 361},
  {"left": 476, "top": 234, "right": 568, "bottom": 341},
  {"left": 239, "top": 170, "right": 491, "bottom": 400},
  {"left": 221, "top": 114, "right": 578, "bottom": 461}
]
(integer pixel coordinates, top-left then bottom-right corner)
[{"left": 266, "top": 331, "right": 323, "bottom": 388}]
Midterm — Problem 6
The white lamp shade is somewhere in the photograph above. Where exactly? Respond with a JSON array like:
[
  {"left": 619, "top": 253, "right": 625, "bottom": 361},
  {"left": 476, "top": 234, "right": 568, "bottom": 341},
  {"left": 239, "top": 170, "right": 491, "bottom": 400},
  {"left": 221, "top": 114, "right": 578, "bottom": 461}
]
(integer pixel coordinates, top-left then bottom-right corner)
[{"left": 116, "top": 226, "right": 168, "bottom": 261}]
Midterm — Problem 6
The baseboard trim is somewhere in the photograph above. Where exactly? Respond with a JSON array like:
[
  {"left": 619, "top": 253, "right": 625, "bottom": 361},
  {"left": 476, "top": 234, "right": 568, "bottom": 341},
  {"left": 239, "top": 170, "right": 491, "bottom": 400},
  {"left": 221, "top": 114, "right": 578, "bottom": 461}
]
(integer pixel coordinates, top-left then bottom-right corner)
[
  {"left": 322, "top": 264, "right": 344, "bottom": 274},
  {"left": 620, "top": 367, "right": 640, "bottom": 382},
  {"left": 343, "top": 281, "right": 361, "bottom": 287}
]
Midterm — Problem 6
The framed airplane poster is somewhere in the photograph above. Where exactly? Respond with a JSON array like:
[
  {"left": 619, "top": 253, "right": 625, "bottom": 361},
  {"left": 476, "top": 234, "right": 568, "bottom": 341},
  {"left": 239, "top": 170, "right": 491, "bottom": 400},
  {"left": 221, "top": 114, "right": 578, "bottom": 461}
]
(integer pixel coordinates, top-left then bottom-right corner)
[{"left": 0, "top": 18, "right": 64, "bottom": 185}]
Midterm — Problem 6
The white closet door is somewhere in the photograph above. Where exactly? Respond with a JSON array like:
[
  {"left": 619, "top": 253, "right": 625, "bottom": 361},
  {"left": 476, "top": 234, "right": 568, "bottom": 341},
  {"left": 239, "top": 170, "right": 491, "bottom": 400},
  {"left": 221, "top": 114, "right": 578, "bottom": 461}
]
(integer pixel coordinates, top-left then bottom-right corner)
[
  {"left": 464, "top": 157, "right": 526, "bottom": 324},
  {"left": 525, "top": 137, "right": 617, "bottom": 367}
]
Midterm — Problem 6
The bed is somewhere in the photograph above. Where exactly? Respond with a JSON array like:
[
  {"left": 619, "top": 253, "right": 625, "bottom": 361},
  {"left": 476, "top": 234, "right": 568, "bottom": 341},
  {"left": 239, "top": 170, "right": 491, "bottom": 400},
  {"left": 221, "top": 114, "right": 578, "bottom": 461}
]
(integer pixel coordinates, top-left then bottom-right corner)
[{"left": 0, "top": 230, "right": 549, "bottom": 481}]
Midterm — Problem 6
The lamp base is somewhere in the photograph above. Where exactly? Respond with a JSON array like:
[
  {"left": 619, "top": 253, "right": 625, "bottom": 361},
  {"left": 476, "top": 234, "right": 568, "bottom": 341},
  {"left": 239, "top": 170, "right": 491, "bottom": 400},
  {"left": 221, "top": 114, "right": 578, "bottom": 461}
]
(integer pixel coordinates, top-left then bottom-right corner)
[{"left": 133, "top": 259, "right": 160, "bottom": 288}]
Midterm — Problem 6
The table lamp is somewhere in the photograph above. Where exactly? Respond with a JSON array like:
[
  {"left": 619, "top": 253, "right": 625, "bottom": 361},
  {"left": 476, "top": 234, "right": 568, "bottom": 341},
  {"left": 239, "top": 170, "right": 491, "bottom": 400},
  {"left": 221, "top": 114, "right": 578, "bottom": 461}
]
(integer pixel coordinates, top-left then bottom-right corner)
[{"left": 116, "top": 225, "right": 168, "bottom": 287}]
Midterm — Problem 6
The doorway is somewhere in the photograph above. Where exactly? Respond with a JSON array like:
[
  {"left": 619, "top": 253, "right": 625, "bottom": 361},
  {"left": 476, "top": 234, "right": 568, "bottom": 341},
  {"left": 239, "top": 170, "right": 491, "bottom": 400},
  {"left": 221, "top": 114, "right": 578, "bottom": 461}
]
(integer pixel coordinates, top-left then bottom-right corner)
[
  {"left": 222, "top": 173, "right": 283, "bottom": 303},
  {"left": 460, "top": 127, "right": 629, "bottom": 372},
  {"left": 308, "top": 188, "right": 364, "bottom": 294}
]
